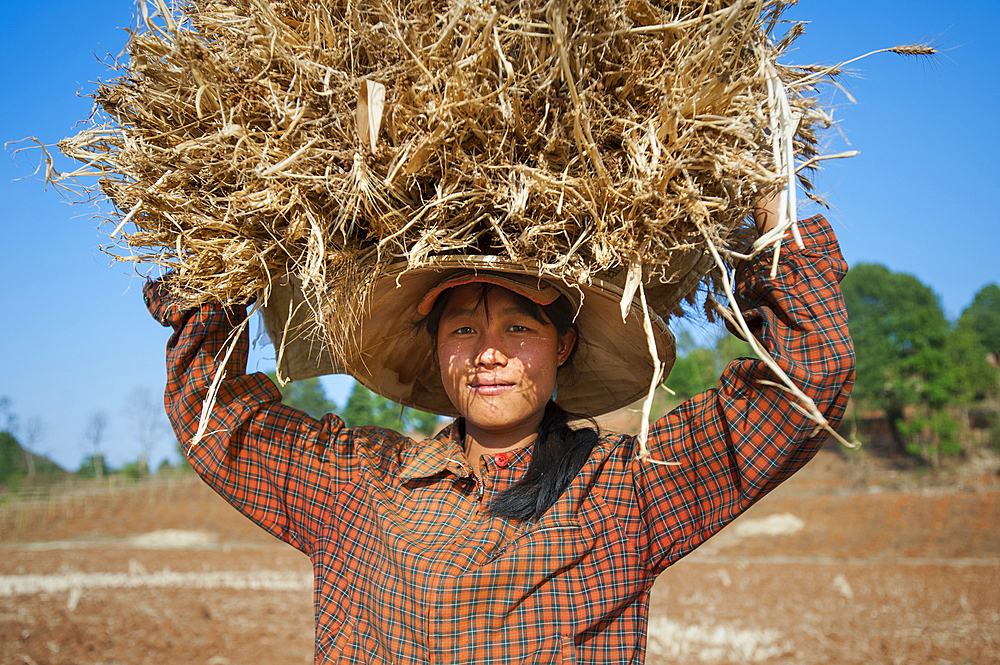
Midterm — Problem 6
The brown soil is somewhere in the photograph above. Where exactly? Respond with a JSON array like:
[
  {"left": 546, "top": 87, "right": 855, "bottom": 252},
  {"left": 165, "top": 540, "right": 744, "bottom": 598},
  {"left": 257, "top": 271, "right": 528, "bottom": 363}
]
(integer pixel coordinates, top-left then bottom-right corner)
[{"left": 1, "top": 451, "right": 998, "bottom": 664}]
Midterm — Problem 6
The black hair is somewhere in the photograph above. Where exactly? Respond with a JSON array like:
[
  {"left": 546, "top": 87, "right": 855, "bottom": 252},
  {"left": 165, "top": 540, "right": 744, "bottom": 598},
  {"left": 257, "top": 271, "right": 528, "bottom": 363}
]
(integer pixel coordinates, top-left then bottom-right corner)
[{"left": 420, "top": 283, "right": 601, "bottom": 521}]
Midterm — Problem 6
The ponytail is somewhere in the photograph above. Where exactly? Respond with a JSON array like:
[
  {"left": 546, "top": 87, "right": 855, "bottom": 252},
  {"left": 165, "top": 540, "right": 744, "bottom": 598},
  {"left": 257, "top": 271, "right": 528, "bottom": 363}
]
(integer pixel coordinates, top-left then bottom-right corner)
[{"left": 488, "top": 401, "right": 600, "bottom": 521}]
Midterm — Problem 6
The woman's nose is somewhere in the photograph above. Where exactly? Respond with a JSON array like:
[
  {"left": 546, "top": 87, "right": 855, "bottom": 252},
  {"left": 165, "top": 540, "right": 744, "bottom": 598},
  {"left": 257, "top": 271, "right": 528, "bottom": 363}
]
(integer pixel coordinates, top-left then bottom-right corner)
[{"left": 476, "top": 336, "right": 508, "bottom": 367}]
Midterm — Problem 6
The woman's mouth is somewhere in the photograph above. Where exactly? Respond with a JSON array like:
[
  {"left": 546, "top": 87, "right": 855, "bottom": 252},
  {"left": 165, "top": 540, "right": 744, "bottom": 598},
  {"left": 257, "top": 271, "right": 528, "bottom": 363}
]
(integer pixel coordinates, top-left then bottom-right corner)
[{"left": 468, "top": 380, "right": 514, "bottom": 396}]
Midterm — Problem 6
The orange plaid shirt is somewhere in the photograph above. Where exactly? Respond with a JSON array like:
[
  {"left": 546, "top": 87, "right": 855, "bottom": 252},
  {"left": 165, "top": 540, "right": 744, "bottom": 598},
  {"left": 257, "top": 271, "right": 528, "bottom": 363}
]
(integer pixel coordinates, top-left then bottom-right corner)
[{"left": 145, "top": 215, "right": 854, "bottom": 664}]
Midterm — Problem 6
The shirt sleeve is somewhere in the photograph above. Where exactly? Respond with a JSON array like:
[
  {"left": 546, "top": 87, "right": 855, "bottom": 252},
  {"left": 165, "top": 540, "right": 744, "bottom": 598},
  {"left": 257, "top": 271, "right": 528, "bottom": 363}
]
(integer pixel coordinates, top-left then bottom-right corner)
[
  {"left": 625, "top": 215, "right": 855, "bottom": 575},
  {"left": 143, "top": 280, "right": 355, "bottom": 557}
]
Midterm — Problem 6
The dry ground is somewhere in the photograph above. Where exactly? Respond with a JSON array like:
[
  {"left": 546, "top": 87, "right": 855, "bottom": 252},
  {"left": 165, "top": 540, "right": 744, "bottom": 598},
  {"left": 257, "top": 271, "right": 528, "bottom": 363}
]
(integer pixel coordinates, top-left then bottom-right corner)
[{"left": 1, "top": 450, "right": 998, "bottom": 664}]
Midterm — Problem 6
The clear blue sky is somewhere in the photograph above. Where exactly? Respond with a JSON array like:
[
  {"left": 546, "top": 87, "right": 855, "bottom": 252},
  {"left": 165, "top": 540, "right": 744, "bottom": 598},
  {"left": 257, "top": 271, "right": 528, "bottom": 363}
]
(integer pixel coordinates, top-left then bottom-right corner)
[{"left": 1, "top": 0, "right": 997, "bottom": 472}]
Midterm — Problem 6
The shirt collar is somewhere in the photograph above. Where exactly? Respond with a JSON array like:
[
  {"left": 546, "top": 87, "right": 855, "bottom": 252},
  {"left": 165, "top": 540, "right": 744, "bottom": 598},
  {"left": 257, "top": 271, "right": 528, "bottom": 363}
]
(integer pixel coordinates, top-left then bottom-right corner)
[{"left": 398, "top": 420, "right": 472, "bottom": 482}]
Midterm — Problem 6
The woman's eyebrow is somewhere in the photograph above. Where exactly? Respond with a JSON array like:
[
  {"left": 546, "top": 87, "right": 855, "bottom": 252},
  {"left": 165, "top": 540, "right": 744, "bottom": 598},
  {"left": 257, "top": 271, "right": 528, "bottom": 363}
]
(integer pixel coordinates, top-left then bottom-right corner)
[
  {"left": 441, "top": 305, "right": 534, "bottom": 323},
  {"left": 499, "top": 306, "right": 536, "bottom": 318},
  {"left": 440, "top": 306, "right": 482, "bottom": 321}
]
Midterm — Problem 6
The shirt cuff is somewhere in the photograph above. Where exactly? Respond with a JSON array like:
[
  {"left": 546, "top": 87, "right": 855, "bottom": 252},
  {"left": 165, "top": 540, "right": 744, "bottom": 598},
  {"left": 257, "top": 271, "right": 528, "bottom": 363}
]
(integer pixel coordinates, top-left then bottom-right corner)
[
  {"left": 143, "top": 277, "right": 259, "bottom": 329},
  {"left": 143, "top": 277, "right": 193, "bottom": 328},
  {"left": 739, "top": 214, "right": 847, "bottom": 283}
]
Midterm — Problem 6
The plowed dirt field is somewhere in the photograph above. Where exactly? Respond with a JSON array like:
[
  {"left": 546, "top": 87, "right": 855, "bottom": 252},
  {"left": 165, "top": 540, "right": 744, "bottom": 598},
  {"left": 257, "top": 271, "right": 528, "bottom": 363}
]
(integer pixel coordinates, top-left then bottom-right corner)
[{"left": 2, "top": 450, "right": 998, "bottom": 664}]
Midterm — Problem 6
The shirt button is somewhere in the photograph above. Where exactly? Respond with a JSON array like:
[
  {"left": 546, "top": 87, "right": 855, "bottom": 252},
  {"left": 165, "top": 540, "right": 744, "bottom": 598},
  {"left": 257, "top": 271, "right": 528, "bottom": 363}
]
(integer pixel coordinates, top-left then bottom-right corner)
[{"left": 495, "top": 453, "right": 509, "bottom": 468}]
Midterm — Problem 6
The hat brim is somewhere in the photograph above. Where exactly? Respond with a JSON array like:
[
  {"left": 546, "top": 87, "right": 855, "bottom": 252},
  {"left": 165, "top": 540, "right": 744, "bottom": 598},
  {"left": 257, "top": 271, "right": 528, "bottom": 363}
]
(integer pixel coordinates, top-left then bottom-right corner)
[
  {"left": 416, "top": 271, "right": 571, "bottom": 316},
  {"left": 262, "top": 256, "right": 676, "bottom": 418}
]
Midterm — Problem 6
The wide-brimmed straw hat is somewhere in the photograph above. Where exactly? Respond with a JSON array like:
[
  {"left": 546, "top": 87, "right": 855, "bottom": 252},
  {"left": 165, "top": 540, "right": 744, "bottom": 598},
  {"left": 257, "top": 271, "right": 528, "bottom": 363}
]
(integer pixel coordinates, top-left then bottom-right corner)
[{"left": 262, "top": 256, "right": 687, "bottom": 417}]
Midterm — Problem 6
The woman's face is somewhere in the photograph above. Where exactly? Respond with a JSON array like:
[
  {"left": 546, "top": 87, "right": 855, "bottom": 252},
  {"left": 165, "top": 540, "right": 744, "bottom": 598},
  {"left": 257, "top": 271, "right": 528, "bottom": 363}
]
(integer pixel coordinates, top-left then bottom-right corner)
[{"left": 436, "top": 284, "right": 576, "bottom": 442}]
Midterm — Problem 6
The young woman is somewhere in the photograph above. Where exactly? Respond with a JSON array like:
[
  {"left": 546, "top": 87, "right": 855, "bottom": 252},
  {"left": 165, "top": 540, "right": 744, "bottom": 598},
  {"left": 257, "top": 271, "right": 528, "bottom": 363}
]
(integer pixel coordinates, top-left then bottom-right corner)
[{"left": 144, "top": 200, "right": 854, "bottom": 663}]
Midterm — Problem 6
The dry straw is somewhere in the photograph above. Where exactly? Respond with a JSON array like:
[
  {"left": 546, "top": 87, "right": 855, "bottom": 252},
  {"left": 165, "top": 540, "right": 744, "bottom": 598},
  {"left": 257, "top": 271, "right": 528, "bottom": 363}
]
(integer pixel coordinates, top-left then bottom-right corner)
[{"left": 49, "top": 0, "right": 932, "bottom": 450}]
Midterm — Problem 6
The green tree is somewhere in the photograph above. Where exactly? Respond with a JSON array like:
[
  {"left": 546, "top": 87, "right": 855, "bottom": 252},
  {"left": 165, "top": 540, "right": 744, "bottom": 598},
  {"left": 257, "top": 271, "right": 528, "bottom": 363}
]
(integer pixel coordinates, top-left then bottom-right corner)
[
  {"left": 0, "top": 430, "right": 25, "bottom": 484},
  {"left": 266, "top": 373, "right": 336, "bottom": 419},
  {"left": 266, "top": 373, "right": 439, "bottom": 435},
  {"left": 667, "top": 345, "right": 719, "bottom": 400},
  {"left": 171, "top": 441, "right": 195, "bottom": 473},
  {"left": 664, "top": 328, "right": 754, "bottom": 401},
  {"left": 0, "top": 398, "right": 27, "bottom": 484},
  {"left": 22, "top": 417, "right": 45, "bottom": 479},
  {"left": 342, "top": 383, "right": 440, "bottom": 436},
  {"left": 0, "top": 396, "right": 15, "bottom": 432},
  {"left": 716, "top": 334, "right": 754, "bottom": 368},
  {"left": 119, "top": 460, "right": 147, "bottom": 480},
  {"left": 841, "top": 264, "right": 955, "bottom": 458},
  {"left": 948, "top": 319, "right": 998, "bottom": 401},
  {"left": 949, "top": 284, "right": 1000, "bottom": 451},
  {"left": 76, "top": 454, "right": 111, "bottom": 478},
  {"left": 126, "top": 387, "right": 164, "bottom": 477},
  {"left": 82, "top": 411, "right": 109, "bottom": 479},
  {"left": 30, "top": 455, "right": 67, "bottom": 478},
  {"left": 958, "top": 284, "right": 1000, "bottom": 360}
]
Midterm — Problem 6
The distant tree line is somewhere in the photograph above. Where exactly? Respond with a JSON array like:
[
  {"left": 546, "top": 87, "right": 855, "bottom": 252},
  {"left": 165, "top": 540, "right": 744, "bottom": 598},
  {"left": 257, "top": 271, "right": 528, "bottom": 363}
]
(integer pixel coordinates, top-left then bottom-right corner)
[
  {"left": 266, "top": 373, "right": 440, "bottom": 436},
  {"left": 660, "top": 269, "right": 1000, "bottom": 466},
  {"left": 73, "top": 387, "right": 189, "bottom": 480},
  {"left": 0, "top": 388, "right": 193, "bottom": 491},
  {"left": 3, "top": 269, "right": 997, "bottom": 489},
  {"left": 840, "top": 268, "right": 999, "bottom": 464},
  {"left": 0, "top": 397, "right": 68, "bottom": 489},
  {"left": 0, "top": 377, "right": 440, "bottom": 490}
]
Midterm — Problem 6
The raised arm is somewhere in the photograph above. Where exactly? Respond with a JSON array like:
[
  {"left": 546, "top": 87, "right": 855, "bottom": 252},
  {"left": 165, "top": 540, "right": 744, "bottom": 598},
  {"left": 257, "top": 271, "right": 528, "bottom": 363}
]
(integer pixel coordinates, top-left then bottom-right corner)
[
  {"left": 625, "top": 214, "right": 855, "bottom": 574},
  {"left": 144, "top": 280, "right": 351, "bottom": 556}
]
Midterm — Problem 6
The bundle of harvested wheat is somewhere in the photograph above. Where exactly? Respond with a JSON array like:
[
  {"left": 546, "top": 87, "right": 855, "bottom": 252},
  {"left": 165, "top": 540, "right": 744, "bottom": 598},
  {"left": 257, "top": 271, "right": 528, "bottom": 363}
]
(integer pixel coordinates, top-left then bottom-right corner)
[{"left": 53, "top": 0, "right": 929, "bottom": 427}]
